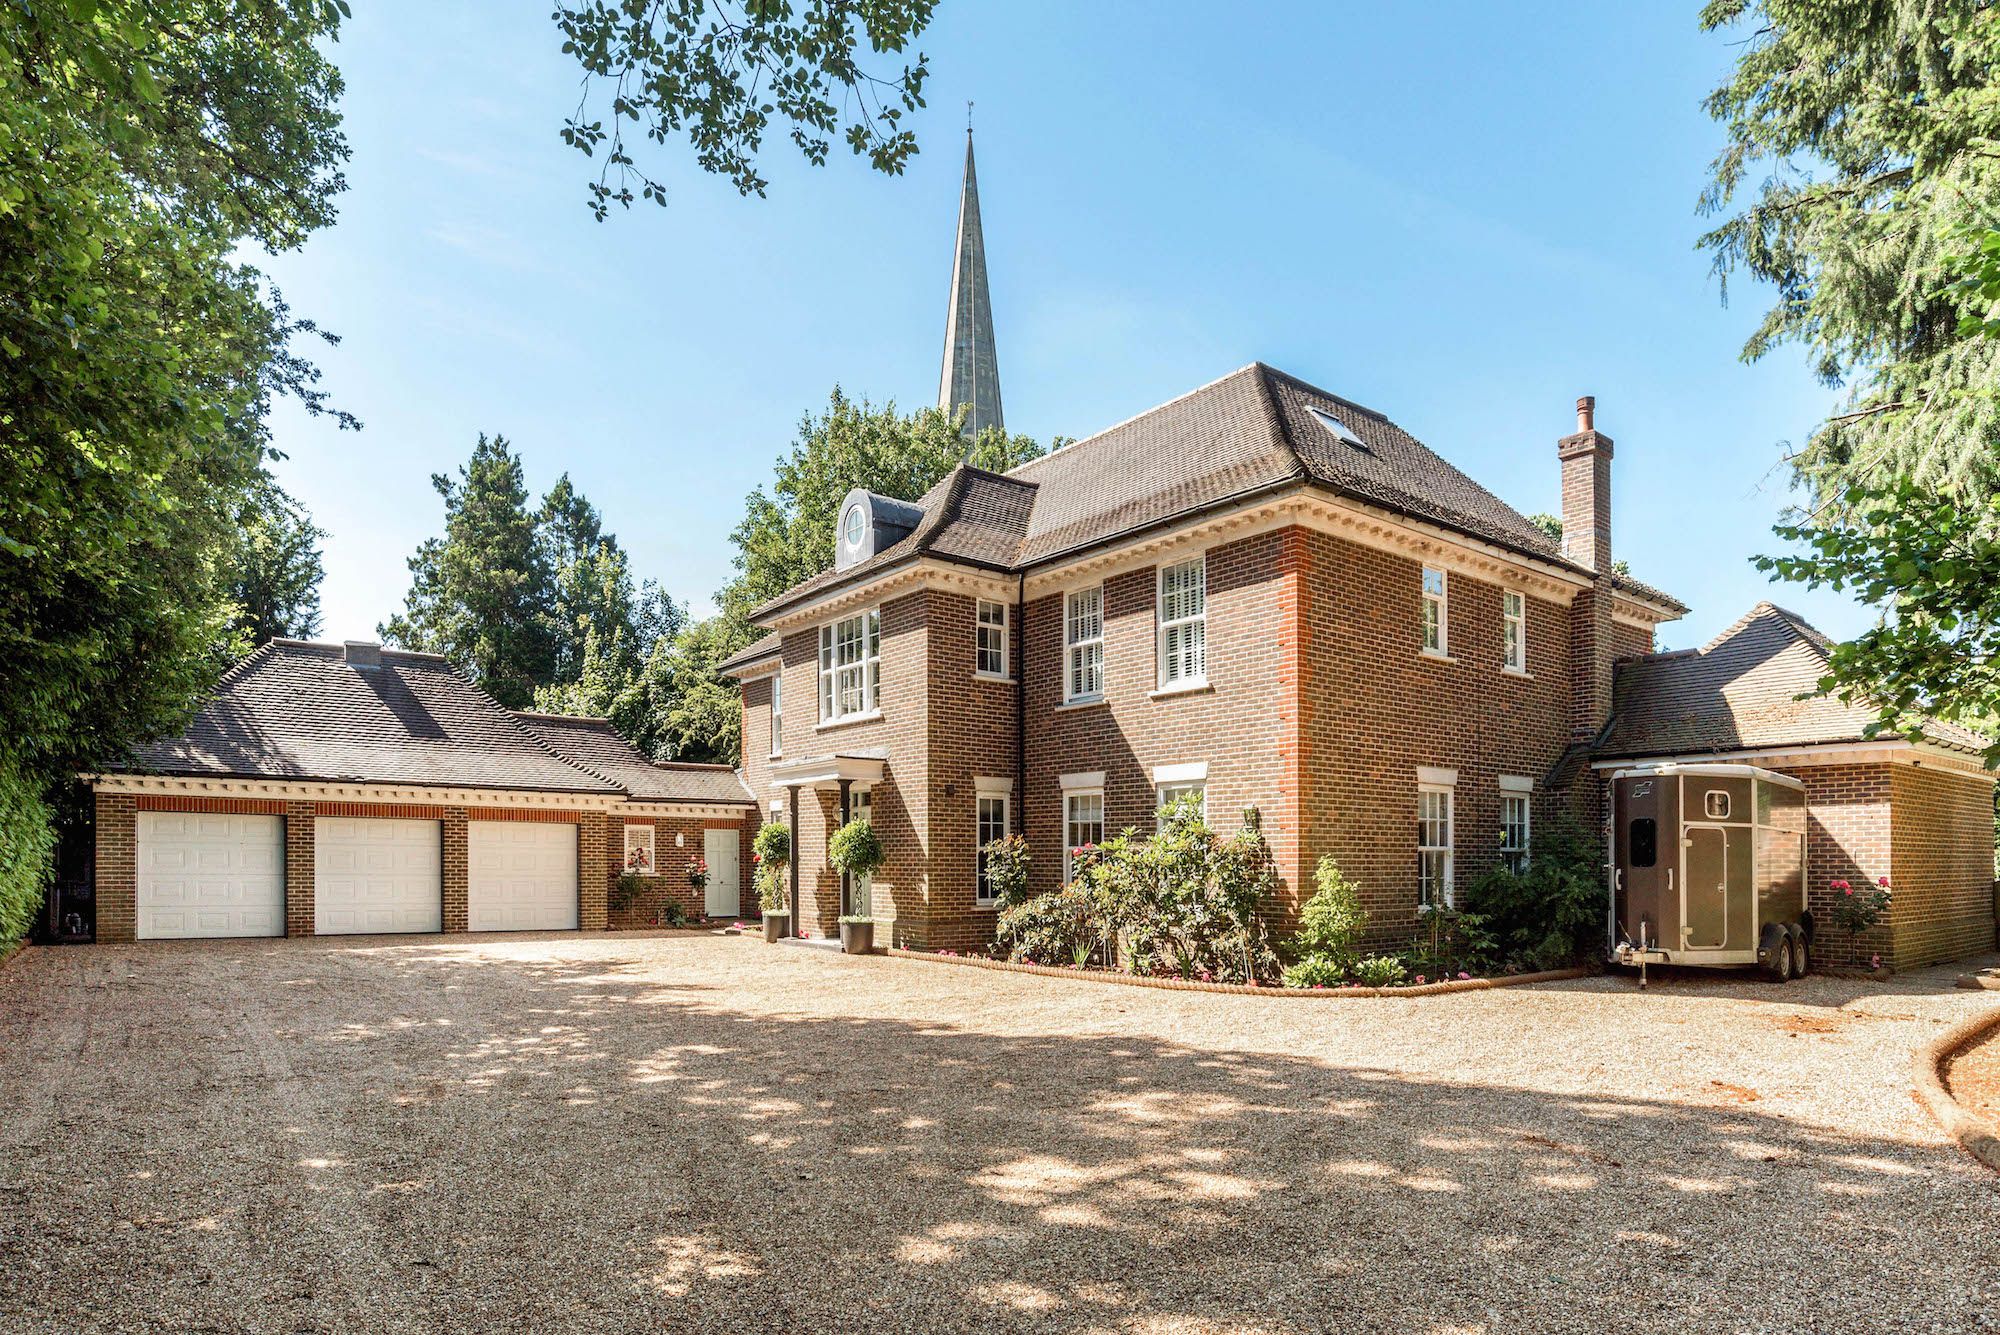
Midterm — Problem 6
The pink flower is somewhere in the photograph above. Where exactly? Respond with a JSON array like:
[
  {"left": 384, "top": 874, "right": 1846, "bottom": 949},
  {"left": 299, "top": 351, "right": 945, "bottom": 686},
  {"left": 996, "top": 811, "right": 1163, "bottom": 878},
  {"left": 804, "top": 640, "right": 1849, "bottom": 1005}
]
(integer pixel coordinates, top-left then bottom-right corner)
[
  {"left": 1843, "top": 886, "right": 1853, "bottom": 896},
  {"left": 1457, "top": 971, "right": 1471, "bottom": 980},
  {"left": 1415, "top": 975, "right": 1426, "bottom": 985},
  {"left": 1878, "top": 877, "right": 1890, "bottom": 888},
  {"left": 1871, "top": 953, "right": 1882, "bottom": 970},
  {"left": 1830, "top": 879, "right": 1850, "bottom": 891}
]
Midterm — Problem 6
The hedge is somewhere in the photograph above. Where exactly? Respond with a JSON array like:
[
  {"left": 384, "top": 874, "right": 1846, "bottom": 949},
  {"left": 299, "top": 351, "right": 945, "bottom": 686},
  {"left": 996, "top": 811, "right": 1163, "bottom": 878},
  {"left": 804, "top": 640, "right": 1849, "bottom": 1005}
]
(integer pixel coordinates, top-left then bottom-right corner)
[{"left": 0, "top": 758, "right": 54, "bottom": 948}]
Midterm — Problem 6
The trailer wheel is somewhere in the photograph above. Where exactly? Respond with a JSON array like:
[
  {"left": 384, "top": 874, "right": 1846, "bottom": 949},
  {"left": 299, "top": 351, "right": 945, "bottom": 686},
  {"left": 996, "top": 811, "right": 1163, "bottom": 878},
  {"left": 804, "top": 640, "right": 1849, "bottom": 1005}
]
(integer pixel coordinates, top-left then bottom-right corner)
[
  {"left": 1761, "top": 927, "right": 1795, "bottom": 982},
  {"left": 1790, "top": 928, "right": 1810, "bottom": 979}
]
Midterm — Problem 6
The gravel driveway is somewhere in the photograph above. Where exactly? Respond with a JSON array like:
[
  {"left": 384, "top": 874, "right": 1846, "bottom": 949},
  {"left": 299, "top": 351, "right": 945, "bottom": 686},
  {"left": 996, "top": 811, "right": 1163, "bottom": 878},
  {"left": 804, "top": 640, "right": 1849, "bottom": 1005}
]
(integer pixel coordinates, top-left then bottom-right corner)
[{"left": 2, "top": 934, "right": 1997, "bottom": 1334}]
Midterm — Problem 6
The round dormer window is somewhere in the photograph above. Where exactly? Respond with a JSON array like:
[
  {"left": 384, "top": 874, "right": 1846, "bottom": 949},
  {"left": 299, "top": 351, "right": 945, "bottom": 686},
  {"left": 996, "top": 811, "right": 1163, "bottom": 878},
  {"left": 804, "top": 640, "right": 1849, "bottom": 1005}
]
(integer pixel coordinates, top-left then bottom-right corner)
[{"left": 843, "top": 505, "right": 865, "bottom": 548}]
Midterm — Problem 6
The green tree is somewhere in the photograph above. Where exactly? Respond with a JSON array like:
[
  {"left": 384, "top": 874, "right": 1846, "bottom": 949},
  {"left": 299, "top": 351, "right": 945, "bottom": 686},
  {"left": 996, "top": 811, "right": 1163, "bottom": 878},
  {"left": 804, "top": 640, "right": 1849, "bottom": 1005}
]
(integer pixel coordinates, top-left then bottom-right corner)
[
  {"left": 1700, "top": 5, "right": 2000, "bottom": 765},
  {"left": 228, "top": 479, "right": 327, "bottom": 646},
  {"left": 0, "top": 2, "right": 350, "bottom": 945},
  {"left": 381, "top": 435, "right": 556, "bottom": 709},
  {"left": 554, "top": 0, "right": 939, "bottom": 218}
]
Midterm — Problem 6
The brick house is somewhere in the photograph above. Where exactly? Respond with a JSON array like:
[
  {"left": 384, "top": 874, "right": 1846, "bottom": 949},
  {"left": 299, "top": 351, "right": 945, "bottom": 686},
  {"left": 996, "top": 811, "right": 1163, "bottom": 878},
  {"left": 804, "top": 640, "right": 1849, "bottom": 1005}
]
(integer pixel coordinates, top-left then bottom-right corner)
[
  {"left": 719, "top": 363, "right": 1996, "bottom": 964},
  {"left": 81, "top": 639, "right": 755, "bottom": 942}
]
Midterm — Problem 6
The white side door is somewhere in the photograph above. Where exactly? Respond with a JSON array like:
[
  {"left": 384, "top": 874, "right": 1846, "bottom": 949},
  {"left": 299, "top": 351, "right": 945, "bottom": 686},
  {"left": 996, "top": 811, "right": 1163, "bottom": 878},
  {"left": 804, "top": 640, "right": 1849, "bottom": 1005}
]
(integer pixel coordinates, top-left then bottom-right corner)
[
  {"left": 314, "top": 817, "right": 442, "bottom": 935},
  {"left": 467, "top": 822, "right": 579, "bottom": 932},
  {"left": 137, "top": 812, "right": 284, "bottom": 939},
  {"left": 702, "top": 828, "right": 740, "bottom": 918}
]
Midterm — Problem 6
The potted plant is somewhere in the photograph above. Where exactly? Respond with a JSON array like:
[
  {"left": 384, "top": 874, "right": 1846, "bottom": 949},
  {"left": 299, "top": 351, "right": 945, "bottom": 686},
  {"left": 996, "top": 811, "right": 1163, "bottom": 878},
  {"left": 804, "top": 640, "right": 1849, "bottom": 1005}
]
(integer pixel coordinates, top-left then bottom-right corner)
[
  {"left": 753, "top": 822, "right": 792, "bottom": 941},
  {"left": 828, "top": 816, "right": 885, "bottom": 898},
  {"left": 838, "top": 914, "right": 876, "bottom": 954}
]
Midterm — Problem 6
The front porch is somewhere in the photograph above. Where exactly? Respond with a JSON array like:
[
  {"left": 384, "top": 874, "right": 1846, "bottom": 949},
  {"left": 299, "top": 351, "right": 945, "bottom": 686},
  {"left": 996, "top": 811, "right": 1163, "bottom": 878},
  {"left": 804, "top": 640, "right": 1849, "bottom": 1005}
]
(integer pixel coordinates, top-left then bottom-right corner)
[{"left": 770, "top": 750, "right": 892, "bottom": 941}]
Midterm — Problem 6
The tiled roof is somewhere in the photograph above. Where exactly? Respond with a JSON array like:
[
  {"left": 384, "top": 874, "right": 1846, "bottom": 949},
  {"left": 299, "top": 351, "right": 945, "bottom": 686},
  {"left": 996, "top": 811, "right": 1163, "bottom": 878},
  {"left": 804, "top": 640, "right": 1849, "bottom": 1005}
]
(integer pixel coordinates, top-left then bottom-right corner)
[
  {"left": 1598, "top": 603, "right": 1992, "bottom": 760},
  {"left": 121, "top": 641, "right": 619, "bottom": 792},
  {"left": 513, "top": 713, "right": 755, "bottom": 805},
  {"left": 748, "top": 363, "right": 1686, "bottom": 623},
  {"left": 716, "top": 630, "right": 784, "bottom": 676}
]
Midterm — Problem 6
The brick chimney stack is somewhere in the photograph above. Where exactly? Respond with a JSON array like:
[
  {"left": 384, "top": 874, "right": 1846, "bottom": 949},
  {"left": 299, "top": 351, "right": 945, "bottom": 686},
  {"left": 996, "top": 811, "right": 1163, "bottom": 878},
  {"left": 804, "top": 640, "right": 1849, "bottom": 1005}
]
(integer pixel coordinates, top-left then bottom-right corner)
[{"left": 1558, "top": 397, "right": 1615, "bottom": 740}]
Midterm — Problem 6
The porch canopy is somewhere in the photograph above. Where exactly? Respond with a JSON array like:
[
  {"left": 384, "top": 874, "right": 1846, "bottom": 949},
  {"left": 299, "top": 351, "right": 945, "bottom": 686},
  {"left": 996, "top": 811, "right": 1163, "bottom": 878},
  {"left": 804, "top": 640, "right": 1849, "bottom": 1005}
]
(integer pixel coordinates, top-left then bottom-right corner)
[{"left": 769, "top": 751, "right": 886, "bottom": 935}]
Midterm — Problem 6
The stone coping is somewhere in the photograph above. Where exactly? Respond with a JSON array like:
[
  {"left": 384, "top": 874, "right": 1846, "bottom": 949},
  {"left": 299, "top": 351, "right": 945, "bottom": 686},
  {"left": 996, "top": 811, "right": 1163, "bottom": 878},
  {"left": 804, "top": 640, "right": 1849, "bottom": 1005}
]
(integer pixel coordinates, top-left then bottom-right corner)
[
  {"left": 884, "top": 946, "right": 1593, "bottom": 997},
  {"left": 1914, "top": 1001, "right": 2000, "bottom": 1173}
]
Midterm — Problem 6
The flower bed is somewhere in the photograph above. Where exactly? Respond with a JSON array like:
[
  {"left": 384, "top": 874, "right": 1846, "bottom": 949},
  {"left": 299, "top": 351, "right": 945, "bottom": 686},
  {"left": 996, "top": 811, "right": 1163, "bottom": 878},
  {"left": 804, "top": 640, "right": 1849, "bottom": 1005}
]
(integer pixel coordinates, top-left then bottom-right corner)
[{"left": 886, "top": 947, "right": 1593, "bottom": 998}]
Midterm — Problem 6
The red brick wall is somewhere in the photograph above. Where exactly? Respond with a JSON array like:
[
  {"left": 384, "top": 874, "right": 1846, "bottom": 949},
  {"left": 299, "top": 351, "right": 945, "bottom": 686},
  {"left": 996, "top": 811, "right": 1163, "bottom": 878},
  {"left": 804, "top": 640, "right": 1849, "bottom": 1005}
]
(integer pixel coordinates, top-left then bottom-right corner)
[
  {"left": 609, "top": 815, "right": 755, "bottom": 926},
  {"left": 284, "top": 802, "right": 315, "bottom": 937},
  {"left": 1889, "top": 765, "right": 1997, "bottom": 968},
  {"left": 1024, "top": 529, "right": 1304, "bottom": 916},
  {"left": 922, "top": 588, "right": 1020, "bottom": 952},
  {"left": 1611, "top": 619, "right": 1654, "bottom": 662},
  {"left": 1297, "top": 527, "right": 1578, "bottom": 948},
  {"left": 739, "top": 590, "right": 935, "bottom": 943},
  {"left": 94, "top": 793, "right": 136, "bottom": 943},
  {"left": 1796, "top": 765, "right": 1893, "bottom": 969}
]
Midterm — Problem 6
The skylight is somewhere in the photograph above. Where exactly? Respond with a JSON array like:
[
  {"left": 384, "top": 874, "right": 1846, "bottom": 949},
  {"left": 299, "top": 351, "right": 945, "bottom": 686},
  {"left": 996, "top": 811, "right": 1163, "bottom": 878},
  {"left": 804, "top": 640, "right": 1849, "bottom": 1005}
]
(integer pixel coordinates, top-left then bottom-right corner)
[{"left": 1308, "top": 406, "right": 1370, "bottom": 452}]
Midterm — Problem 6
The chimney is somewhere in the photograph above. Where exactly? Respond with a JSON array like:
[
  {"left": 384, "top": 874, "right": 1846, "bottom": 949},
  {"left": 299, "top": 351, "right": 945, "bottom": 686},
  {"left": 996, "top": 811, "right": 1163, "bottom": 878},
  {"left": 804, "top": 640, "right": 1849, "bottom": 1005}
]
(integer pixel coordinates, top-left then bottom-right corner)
[
  {"left": 1558, "top": 398, "right": 1615, "bottom": 739},
  {"left": 343, "top": 640, "right": 382, "bottom": 669}
]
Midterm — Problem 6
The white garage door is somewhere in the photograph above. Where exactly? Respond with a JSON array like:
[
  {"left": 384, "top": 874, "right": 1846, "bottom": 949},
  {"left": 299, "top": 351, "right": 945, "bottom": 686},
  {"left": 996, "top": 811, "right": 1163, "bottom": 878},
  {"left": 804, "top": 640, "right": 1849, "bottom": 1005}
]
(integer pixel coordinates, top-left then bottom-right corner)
[
  {"left": 314, "top": 817, "right": 441, "bottom": 936},
  {"left": 137, "top": 812, "right": 284, "bottom": 940},
  {"left": 467, "top": 822, "right": 578, "bottom": 932}
]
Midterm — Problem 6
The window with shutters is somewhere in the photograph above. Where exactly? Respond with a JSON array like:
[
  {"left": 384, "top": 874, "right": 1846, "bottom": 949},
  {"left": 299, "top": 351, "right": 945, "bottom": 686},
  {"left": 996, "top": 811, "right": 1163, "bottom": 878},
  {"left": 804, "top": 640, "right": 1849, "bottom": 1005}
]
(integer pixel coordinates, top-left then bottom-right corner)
[
  {"left": 1065, "top": 587, "right": 1104, "bottom": 702},
  {"left": 1157, "top": 556, "right": 1207, "bottom": 689}
]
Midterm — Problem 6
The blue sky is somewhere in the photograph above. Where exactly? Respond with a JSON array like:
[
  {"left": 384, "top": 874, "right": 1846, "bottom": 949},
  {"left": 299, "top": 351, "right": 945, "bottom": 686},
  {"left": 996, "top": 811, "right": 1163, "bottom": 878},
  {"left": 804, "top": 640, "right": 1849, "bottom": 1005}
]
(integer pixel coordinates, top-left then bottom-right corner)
[{"left": 262, "top": 2, "right": 1849, "bottom": 651}]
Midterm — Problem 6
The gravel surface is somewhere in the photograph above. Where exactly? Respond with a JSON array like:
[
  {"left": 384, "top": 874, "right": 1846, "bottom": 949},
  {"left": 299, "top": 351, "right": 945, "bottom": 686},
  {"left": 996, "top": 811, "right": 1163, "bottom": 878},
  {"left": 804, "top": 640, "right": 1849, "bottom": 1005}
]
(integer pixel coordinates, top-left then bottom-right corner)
[
  {"left": 2, "top": 934, "right": 1998, "bottom": 1334},
  {"left": 1948, "top": 1024, "right": 2000, "bottom": 1128}
]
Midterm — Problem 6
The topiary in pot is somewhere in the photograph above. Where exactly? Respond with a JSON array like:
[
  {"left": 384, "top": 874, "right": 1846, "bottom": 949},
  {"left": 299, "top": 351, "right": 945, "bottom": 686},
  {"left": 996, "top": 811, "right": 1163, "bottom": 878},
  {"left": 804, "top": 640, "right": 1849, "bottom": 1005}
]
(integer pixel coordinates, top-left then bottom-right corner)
[{"left": 829, "top": 818, "right": 885, "bottom": 880}]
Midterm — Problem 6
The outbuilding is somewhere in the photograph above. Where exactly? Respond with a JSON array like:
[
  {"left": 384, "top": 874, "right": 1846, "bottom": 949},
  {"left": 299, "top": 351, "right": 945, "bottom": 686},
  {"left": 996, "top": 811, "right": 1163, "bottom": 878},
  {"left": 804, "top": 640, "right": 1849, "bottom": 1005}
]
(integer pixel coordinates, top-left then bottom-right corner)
[
  {"left": 76, "top": 639, "right": 755, "bottom": 942},
  {"left": 1594, "top": 603, "right": 1996, "bottom": 971}
]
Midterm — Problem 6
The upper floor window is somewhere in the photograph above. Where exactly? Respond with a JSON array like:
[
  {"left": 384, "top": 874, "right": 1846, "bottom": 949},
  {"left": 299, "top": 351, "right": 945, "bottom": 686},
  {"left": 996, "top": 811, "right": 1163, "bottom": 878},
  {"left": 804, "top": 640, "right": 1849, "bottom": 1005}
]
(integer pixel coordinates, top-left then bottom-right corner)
[
  {"left": 1502, "top": 590, "right": 1526, "bottom": 673},
  {"left": 975, "top": 790, "right": 1009, "bottom": 904},
  {"left": 1157, "top": 556, "right": 1207, "bottom": 688},
  {"left": 819, "top": 608, "right": 880, "bottom": 722},
  {"left": 769, "top": 672, "right": 783, "bottom": 757},
  {"left": 1422, "top": 567, "right": 1448, "bottom": 656},
  {"left": 1065, "top": 587, "right": 1104, "bottom": 702},
  {"left": 976, "top": 599, "right": 1009, "bottom": 678},
  {"left": 1418, "top": 783, "right": 1454, "bottom": 906},
  {"left": 1500, "top": 791, "right": 1530, "bottom": 874}
]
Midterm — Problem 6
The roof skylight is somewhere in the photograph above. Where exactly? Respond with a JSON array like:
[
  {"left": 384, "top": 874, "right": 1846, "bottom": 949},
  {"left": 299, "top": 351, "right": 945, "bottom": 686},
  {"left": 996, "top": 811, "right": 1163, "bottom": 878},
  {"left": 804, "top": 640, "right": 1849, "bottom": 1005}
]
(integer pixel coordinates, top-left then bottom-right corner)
[{"left": 1308, "top": 406, "right": 1370, "bottom": 452}]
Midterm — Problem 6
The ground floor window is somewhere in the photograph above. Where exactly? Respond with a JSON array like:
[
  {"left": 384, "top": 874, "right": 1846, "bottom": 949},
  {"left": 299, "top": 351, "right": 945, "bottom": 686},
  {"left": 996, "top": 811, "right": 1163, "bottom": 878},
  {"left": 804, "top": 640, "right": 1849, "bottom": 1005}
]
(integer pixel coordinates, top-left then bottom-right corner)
[
  {"left": 1065, "top": 790, "right": 1104, "bottom": 883},
  {"left": 1499, "top": 791, "right": 1530, "bottom": 874},
  {"left": 1418, "top": 785, "right": 1454, "bottom": 906},
  {"left": 1155, "top": 780, "right": 1206, "bottom": 820},
  {"left": 975, "top": 792, "right": 1009, "bottom": 904}
]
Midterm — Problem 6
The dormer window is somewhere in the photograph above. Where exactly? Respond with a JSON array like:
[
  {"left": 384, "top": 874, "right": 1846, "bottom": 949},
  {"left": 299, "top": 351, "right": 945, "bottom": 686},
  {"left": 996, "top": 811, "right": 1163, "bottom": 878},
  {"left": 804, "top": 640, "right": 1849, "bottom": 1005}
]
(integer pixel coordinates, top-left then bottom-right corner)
[
  {"left": 834, "top": 487, "right": 924, "bottom": 571},
  {"left": 842, "top": 505, "right": 865, "bottom": 548}
]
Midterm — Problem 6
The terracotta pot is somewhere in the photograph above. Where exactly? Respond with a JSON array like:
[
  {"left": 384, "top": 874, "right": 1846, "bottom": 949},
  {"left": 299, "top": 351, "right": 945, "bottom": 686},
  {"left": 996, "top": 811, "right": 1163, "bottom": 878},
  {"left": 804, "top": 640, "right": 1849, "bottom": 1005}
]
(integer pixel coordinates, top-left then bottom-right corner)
[
  {"left": 840, "top": 920, "right": 875, "bottom": 955},
  {"left": 762, "top": 914, "right": 789, "bottom": 944}
]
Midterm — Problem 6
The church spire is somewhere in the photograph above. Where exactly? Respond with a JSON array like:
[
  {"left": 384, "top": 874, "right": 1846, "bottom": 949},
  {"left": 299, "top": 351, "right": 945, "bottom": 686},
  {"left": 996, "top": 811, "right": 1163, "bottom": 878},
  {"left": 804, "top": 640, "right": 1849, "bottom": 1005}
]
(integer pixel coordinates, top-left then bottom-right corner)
[{"left": 937, "top": 117, "right": 1003, "bottom": 439}]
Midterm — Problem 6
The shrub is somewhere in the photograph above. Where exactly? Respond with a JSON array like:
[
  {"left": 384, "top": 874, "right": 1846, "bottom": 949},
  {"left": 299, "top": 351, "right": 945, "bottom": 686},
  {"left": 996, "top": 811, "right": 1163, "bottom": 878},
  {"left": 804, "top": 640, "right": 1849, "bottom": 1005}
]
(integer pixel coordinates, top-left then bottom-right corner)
[
  {"left": 1087, "top": 798, "right": 1279, "bottom": 984},
  {"left": 1350, "top": 954, "right": 1408, "bottom": 988},
  {"left": 0, "top": 761, "right": 53, "bottom": 949},
  {"left": 610, "top": 872, "right": 646, "bottom": 912},
  {"left": 981, "top": 833, "right": 1030, "bottom": 908},
  {"left": 1281, "top": 954, "right": 1347, "bottom": 989},
  {"left": 997, "top": 882, "right": 1107, "bottom": 967},
  {"left": 1289, "top": 856, "right": 1367, "bottom": 966},
  {"left": 657, "top": 897, "right": 690, "bottom": 927},
  {"left": 1456, "top": 822, "right": 1607, "bottom": 971},
  {"left": 1829, "top": 877, "right": 1892, "bottom": 937},
  {"left": 1406, "top": 904, "right": 1497, "bottom": 980},
  {"left": 828, "top": 818, "right": 885, "bottom": 879},
  {"left": 752, "top": 822, "right": 791, "bottom": 912}
]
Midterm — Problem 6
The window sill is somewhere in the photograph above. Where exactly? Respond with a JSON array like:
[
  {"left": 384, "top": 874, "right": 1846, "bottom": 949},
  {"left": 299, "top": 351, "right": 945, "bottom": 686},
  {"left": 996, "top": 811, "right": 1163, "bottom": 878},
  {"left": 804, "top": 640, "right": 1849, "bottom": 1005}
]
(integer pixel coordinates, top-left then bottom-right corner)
[
  {"left": 973, "top": 672, "right": 1016, "bottom": 685},
  {"left": 1148, "top": 679, "right": 1212, "bottom": 700},
  {"left": 1501, "top": 667, "right": 1532, "bottom": 680},
  {"left": 1055, "top": 696, "right": 1107, "bottom": 712},
  {"left": 1419, "top": 650, "right": 1457, "bottom": 664},
  {"left": 815, "top": 710, "right": 883, "bottom": 732},
  {"left": 972, "top": 900, "right": 1000, "bottom": 912}
]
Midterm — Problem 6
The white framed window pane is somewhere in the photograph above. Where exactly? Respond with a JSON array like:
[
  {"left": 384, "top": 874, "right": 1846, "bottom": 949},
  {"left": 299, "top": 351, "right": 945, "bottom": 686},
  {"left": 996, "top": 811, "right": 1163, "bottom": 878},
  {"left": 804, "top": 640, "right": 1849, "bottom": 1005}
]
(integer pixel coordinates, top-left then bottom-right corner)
[
  {"left": 976, "top": 600, "right": 1007, "bottom": 676},
  {"left": 1065, "top": 587, "right": 1105, "bottom": 700},
  {"left": 1064, "top": 791, "right": 1105, "bottom": 881},
  {"left": 769, "top": 673, "right": 782, "bottom": 755},
  {"left": 1156, "top": 781, "right": 1206, "bottom": 820},
  {"left": 1422, "top": 567, "right": 1446, "bottom": 653},
  {"left": 1159, "top": 558, "right": 1207, "bottom": 686},
  {"left": 1503, "top": 590, "right": 1525, "bottom": 671},
  {"left": 820, "top": 610, "right": 882, "bottom": 720},
  {"left": 1418, "top": 787, "right": 1454, "bottom": 906},
  {"left": 1500, "top": 794, "right": 1530, "bottom": 874},
  {"left": 976, "top": 794, "right": 1008, "bottom": 902}
]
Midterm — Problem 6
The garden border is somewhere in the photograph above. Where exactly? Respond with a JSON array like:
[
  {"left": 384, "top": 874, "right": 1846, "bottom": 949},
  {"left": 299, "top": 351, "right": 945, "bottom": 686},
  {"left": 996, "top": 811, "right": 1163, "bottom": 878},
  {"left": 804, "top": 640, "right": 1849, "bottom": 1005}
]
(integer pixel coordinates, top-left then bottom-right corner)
[
  {"left": 1913, "top": 1001, "right": 2000, "bottom": 1173},
  {"left": 884, "top": 947, "right": 1593, "bottom": 997}
]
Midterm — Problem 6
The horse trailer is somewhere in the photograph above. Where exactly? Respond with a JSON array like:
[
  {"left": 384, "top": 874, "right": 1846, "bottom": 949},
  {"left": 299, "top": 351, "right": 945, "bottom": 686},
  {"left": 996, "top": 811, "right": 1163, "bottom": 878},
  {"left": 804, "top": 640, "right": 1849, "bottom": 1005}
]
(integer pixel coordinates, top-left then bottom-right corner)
[{"left": 1609, "top": 762, "right": 1813, "bottom": 981}]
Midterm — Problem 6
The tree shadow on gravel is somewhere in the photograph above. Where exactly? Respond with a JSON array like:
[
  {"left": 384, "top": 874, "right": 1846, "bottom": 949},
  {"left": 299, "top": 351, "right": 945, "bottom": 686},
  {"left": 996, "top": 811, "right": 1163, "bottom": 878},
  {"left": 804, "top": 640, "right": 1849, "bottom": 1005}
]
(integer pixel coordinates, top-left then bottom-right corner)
[{"left": 7, "top": 941, "right": 1999, "bottom": 1335}]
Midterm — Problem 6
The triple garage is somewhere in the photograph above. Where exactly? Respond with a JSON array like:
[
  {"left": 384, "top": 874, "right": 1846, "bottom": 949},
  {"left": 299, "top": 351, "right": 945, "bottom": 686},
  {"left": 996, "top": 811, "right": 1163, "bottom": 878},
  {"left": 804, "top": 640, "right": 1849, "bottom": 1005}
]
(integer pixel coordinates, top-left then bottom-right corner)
[{"left": 131, "top": 810, "right": 583, "bottom": 941}]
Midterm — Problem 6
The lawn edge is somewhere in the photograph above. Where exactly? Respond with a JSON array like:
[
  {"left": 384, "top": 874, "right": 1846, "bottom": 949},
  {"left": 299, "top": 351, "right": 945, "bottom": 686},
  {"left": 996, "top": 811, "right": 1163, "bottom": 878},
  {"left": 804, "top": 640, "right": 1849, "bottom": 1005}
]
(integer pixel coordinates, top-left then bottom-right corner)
[
  {"left": 1914, "top": 1001, "right": 2000, "bottom": 1172},
  {"left": 883, "top": 947, "right": 1593, "bottom": 997}
]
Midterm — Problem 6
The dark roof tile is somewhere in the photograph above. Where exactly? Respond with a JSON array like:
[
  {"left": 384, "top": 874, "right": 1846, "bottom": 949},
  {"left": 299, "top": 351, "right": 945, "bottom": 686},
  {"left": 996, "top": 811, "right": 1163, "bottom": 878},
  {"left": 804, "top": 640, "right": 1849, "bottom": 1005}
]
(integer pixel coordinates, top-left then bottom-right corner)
[{"left": 513, "top": 714, "right": 754, "bottom": 804}]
